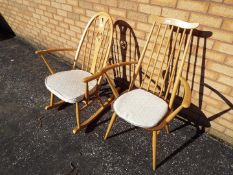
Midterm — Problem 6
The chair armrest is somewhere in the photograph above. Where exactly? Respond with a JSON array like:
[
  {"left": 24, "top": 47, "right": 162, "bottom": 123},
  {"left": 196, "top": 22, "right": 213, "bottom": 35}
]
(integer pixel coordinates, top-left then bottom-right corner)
[
  {"left": 180, "top": 77, "right": 191, "bottom": 108},
  {"left": 35, "top": 48, "right": 76, "bottom": 55},
  {"left": 35, "top": 48, "right": 76, "bottom": 74},
  {"left": 83, "top": 61, "right": 138, "bottom": 98},
  {"left": 83, "top": 71, "right": 103, "bottom": 83},
  {"left": 83, "top": 61, "right": 138, "bottom": 84},
  {"left": 101, "top": 61, "right": 138, "bottom": 73}
]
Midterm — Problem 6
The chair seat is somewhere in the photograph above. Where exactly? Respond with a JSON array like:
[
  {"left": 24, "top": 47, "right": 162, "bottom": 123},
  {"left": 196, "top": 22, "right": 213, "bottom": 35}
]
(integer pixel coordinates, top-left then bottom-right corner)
[
  {"left": 45, "top": 70, "right": 97, "bottom": 103},
  {"left": 113, "top": 89, "right": 168, "bottom": 128}
]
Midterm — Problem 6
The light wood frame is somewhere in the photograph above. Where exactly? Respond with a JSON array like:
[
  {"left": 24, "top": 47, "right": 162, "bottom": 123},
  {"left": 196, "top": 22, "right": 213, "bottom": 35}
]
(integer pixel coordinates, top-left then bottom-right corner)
[
  {"left": 102, "top": 16, "right": 199, "bottom": 170},
  {"left": 35, "top": 12, "right": 114, "bottom": 134}
]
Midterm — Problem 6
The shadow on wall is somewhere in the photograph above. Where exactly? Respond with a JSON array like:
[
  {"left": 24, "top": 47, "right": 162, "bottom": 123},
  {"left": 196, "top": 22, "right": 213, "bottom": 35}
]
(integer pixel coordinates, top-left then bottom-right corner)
[
  {"left": 157, "top": 29, "right": 233, "bottom": 167},
  {"left": 109, "top": 20, "right": 140, "bottom": 92},
  {"left": 0, "top": 14, "right": 15, "bottom": 41},
  {"left": 205, "top": 83, "right": 233, "bottom": 121},
  {"left": 176, "top": 29, "right": 213, "bottom": 132},
  {"left": 180, "top": 29, "right": 232, "bottom": 131}
]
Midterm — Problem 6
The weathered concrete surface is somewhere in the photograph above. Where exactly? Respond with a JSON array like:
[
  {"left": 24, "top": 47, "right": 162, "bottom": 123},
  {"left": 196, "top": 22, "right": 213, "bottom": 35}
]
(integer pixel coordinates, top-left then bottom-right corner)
[{"left": 0, "top": 37, "right": 232, "bottom": 175}]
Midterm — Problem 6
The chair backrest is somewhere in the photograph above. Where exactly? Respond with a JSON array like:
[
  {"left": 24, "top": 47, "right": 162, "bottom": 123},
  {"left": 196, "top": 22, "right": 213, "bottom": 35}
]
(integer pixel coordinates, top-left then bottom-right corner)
[
  {"left": 73, "top": 12, "right": 113, "bottom": 74},
  {"left": 129, "top": 16, "right": 199, "bottom": 109}
]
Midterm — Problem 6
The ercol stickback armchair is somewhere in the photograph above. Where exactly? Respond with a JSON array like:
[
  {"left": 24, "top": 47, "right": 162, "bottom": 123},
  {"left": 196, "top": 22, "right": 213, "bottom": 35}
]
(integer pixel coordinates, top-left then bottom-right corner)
[
  {"left": 36, "top": 12, "right": 113, "bottom": 134},
  {"left": 101, "top": 16, "right": 199, "bottom": 170}
]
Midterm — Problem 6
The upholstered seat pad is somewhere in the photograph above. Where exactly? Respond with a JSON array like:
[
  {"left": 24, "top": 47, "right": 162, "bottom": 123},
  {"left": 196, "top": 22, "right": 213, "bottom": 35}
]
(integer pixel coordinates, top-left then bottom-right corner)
[
  {"left": 113, "top": 89, "right": 168, "bottom": 128},
  {"left": 45, "top": 70, "right": 97, "bottom": 103}
]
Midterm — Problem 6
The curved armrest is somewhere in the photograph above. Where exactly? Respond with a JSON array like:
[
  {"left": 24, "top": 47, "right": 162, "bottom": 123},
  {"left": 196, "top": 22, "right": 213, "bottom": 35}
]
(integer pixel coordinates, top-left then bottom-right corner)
[
  {"left": 36, "top": 48, "right": 76, "bottom": 74},
  {"left": 35, "top": 48, "right": 76, "bottom": 55},
  {"left": 101, "top": 61, "right": 138, "bottom": 73},
  {"left": 84, "top": 61, "right": 138, "bottom": 99},
  {"left": 83, "top": 71, "right": 103, "bottom": 83},
  {"left": 180, "top": 77, "right": 191, "bottom": 108},
  {"left": 83, "top": 61, "right": 138, "bottom": 83}
]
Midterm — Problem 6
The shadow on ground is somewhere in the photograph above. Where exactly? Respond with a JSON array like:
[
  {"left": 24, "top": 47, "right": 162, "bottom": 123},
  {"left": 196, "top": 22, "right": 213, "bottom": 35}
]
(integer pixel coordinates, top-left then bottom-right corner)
[{"left": 0, "top": 14, "right": 15, "bottom": 41}]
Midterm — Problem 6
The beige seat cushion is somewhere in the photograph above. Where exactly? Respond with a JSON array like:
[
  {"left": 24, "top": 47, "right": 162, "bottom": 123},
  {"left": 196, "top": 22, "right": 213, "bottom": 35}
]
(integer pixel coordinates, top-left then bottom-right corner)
[
  {"left": 113, "top": 89, "right": 168, "bottom": 128},
  {"left": 45, "top": 70, "right": 97, "bottom": 103}
]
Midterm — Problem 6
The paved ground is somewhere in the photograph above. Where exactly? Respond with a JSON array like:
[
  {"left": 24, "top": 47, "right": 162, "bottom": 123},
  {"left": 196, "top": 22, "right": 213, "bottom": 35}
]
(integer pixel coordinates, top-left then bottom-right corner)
[{"left": 0, "top": 37, "right": 233, "bottom": 175}]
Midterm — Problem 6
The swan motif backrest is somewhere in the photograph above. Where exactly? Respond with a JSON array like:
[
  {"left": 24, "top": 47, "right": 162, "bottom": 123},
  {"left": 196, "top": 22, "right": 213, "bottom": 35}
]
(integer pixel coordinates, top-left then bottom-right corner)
[{"left": 73, "top": 12, "right": 113, "bottom": 76}]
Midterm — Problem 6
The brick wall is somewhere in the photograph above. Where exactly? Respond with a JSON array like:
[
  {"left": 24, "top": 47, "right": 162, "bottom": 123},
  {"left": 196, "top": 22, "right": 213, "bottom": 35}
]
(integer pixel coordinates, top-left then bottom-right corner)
[{"left": 0, "top": 0, "right": 232, "bottom": 144}]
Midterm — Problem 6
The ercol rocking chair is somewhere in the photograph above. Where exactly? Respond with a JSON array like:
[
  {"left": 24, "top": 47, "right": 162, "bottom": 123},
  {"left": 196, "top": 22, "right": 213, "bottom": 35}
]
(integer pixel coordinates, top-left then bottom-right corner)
[
  {"left": 35, "top": 12, "right": 113, "bottom": 134},
  {"left": 102, "top": 16, "right": 199, "bottom": 170}
]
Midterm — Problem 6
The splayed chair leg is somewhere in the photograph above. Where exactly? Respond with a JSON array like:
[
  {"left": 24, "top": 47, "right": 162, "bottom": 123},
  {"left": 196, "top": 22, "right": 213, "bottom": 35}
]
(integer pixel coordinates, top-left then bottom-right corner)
[
  {"left": 45, "top": 93, "right": 65, "bottom": 110},
  {"left": 45, "top": 93, "right": 54, "bottom": 110},
  {"left": 104, "top": 112, "right": 117, "bottom": 140},
  {"left": 50, "top": 93, "right": 54, "bottom": 106},
  {"left": 73, "top": 102, "right": 81, "bottom": 134},
  {"left": 152, "top": 131, "right": 157, "bottom": 171}
]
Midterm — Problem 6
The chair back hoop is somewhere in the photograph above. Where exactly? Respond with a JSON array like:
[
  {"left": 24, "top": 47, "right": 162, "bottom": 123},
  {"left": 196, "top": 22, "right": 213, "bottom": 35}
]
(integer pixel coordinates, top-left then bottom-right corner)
[
  {"left": 129, "top": 16, "right": 199, "bottom": 109},
  {"left": 73, "top": 12, "right": 113, "bottom": 78}
]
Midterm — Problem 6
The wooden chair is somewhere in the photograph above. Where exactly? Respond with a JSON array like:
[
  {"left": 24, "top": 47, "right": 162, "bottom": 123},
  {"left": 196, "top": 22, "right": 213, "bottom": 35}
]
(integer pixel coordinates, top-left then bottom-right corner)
[
  {"left": 102, "top": 16, "right": 199, "bottom": 170},
  {"left": 35, "top": 12, "right": 113, "bottom": 134}
]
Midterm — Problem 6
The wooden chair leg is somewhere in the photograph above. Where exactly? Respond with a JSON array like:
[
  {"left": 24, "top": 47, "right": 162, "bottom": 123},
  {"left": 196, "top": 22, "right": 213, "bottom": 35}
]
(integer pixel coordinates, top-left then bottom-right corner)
[
  {"left": 73, "top": 102, "right": 81, "bottom": 134},
  {"left": 165, "top": 124, "right": 170, "bottom": 134},
  {"left": 104, "top": 112, "right": 117, "bottom": 140},
  {"left": 45, "top": 93, "right": 65, "bottom": 110},
  {"left": 50, "top": 93, "right": 54, "bottom": 106},
  {"left": 152, "top": 131, "right": 157, "bottom": 171},
  {"left": 45, "top": 93, "right": 54, "bottom": 110}
]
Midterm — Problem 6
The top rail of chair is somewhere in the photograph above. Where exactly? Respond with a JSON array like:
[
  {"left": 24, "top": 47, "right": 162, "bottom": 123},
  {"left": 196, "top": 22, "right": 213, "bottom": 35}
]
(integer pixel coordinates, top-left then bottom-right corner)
[{"left": 154, "top": 16, "right": 199, "bottom": 29}]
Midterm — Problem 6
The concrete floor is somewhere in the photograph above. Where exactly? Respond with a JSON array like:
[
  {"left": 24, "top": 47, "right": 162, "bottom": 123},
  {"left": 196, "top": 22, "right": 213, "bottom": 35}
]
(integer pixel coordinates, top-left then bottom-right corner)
[{"left": 0, "top": 37, "right": 233, "bottom": 175}]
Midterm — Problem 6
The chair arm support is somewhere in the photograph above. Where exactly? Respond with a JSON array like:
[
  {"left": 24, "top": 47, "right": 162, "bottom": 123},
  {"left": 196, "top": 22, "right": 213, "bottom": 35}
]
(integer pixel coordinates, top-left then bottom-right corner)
[
  {"left": 35, "top": 48, "right": 76, "bottom": 55},
  {"left": 165, "top": 77, "right": 191, "bottom": 123},
  {"left": 179, "top": 77, "right": 191, "bottom": 108}
]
